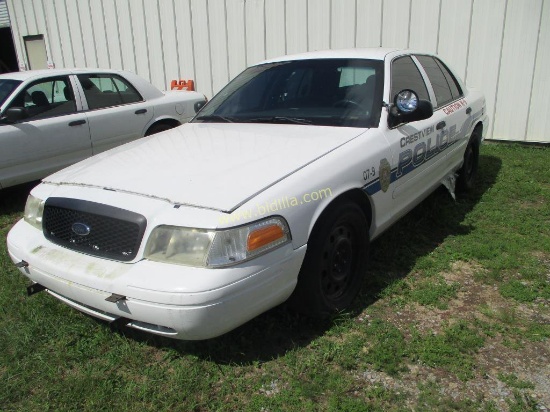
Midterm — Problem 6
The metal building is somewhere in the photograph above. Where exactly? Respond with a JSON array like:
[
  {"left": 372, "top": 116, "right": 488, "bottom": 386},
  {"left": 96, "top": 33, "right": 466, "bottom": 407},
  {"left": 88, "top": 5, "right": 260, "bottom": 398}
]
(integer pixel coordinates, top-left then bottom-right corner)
[
  {"left": 5, "top": 0, "right": 550, "bottom": 143},
  {"left": 0, "top": 0, "right": 9, "bottom": 27}
]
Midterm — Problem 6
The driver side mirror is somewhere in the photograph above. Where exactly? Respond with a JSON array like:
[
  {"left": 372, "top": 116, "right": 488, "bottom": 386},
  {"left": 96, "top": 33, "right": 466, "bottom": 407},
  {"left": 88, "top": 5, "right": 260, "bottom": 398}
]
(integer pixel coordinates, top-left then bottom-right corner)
[
  {"left": 3, "top": 107, "right": 29, "bottom": 124},
  {"left": 388, "top": 89, "right": 433, "bottom": 128}
]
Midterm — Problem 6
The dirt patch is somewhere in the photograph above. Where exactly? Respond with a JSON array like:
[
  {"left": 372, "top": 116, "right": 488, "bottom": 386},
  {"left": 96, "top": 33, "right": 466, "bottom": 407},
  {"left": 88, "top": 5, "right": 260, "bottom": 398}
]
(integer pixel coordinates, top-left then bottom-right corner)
[{"left": 369, "top": 260, "right": 550, "bottom": 411}]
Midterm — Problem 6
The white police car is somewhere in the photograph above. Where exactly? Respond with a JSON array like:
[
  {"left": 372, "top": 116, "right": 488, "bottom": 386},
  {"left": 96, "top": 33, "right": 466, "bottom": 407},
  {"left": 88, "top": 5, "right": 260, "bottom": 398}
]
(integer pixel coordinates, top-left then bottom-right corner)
[{"left": 7, "top": 48, "right": 488, "bottom": 340}]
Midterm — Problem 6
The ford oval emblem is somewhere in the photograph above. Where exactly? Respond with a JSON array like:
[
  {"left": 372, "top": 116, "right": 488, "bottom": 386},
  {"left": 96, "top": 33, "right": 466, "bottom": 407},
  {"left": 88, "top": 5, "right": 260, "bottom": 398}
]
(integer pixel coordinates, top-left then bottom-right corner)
[{"left": 72, "top": 222, "right": 91, "bottom": 236}]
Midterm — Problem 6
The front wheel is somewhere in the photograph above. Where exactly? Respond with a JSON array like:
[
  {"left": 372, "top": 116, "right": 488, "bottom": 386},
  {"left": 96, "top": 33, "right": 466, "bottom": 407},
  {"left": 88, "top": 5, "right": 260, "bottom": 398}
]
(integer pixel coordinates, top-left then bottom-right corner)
[
  {"left": 289, "top": 201, "right": 369, "bottom": 316},
  {"left": 457, "top": 129, "right": 481, "bottom": 192}
]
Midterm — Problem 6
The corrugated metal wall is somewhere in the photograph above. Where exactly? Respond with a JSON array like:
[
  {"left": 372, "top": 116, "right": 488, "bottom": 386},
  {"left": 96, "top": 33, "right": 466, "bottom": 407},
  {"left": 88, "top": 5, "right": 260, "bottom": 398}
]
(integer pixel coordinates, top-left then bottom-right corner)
[
  {"left": 0, "top": 0, "right": 10, "bottom": 28},
  {"left": 6, "top": 0, "right": 550, "bottom": 143}
]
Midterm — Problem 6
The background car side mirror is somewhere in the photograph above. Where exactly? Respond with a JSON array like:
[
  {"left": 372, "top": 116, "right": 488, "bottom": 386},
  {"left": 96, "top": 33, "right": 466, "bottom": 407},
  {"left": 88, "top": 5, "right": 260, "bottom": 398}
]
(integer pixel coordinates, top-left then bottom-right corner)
[
  {"left": 4, "top": 107, "right": 29, "bottom": 123},
  {"left": 388, "top": 89, "right": 433, "bottom": 128},
  {"left": 194, "top": 100, "right": 206, "bottom": 113}
]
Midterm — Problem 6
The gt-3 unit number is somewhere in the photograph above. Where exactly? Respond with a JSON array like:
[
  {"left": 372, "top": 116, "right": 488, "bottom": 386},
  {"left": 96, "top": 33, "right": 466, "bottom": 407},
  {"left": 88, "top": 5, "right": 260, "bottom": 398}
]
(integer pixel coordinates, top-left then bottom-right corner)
[{"left": 363, "top": 167, "right": 376, "bottom": 181}]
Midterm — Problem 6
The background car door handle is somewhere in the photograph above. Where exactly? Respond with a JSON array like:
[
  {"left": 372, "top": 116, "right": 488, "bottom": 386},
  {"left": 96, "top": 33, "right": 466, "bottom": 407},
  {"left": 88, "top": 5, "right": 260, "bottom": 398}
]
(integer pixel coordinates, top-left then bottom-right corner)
[
  {"left": 466, "top": 107, "right": 472, "bottom": 114},
  {"left": 135, "top": 109, "right": 147, "bottom": 115},
  {"left": 436, "top": 121, "right": 446, "bottom": 130},
  {"left": 68, "top": 120, "right": 86, "bottom": 127}
]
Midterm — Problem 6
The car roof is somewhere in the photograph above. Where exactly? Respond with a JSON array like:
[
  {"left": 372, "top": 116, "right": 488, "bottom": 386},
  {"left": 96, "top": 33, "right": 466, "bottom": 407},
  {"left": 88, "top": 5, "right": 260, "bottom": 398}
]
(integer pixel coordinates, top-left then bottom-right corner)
[
  {"left": 0, "top": 68, "right": 129, "bottom": 82},
  {"left": 258, "top": 47, "right": 404, "bottom": 65}
]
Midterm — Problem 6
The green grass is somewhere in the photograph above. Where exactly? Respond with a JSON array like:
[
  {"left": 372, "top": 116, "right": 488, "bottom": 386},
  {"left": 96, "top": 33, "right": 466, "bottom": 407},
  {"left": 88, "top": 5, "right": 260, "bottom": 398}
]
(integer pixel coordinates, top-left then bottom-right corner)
[
  {"left": 417, "top": 380, "right": 500, "bottom": 412},
  {"left": 409, "top": 321, "right": 485, "bottom": 381},
  {"left": 1, "top": 143, "right": 549, "bottom": 411},
  {"left": 498, "top": 373, "right": 535, "bottom": 390}
]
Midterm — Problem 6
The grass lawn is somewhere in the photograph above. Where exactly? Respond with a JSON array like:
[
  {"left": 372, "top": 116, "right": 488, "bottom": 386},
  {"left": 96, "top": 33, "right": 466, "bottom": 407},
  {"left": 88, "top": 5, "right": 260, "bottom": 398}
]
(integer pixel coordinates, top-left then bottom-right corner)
[{"left": 1, "top": 143, "right": 548, "bottom": 411}]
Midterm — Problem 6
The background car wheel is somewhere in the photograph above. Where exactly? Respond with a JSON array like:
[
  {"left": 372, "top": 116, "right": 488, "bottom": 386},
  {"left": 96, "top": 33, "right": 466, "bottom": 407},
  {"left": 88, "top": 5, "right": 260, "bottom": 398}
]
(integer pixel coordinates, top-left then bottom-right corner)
[
  {"left": 145, "top": 122, "right": 178, "bottom": 136},
  {"left": 290, "top": 200, "right": 369, "bottom": 317},
  {"left": 457, "top": 128, "right": 481, "bottom": 192}
]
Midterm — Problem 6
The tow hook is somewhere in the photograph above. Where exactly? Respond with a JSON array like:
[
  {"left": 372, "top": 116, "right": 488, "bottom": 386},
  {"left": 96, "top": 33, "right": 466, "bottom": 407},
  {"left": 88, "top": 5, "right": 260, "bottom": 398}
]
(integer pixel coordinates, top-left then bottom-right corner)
[
  {"left": 105, "top": 293, "right": 126, "bottom": 303},
  {"left": 27, "top": 283, "right": 46, "bottom": 296},
  {"left": 15, "top": 260, "right": 29, "bottom": 268},
  {"left": 109, "top": 316, "right": 132, "bottom": 332}
]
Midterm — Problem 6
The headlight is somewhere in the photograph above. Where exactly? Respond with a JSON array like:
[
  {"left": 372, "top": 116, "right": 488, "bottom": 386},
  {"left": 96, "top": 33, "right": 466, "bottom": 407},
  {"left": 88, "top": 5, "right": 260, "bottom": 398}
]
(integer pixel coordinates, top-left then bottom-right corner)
[
  {"left": 144, "top": 226, "right": 214, "bottom": 267},
  {"left": 24, "top": 195, "right": 45, "bottom": 230},
  {"left": 144, "top": 217, "right": 291, "bottom": 268}
]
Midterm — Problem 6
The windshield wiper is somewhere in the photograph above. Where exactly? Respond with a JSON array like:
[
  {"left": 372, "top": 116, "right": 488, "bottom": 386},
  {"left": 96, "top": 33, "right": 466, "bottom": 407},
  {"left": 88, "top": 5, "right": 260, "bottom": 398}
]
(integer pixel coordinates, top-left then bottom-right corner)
[
  {"left": 244, "top": 116, "right": 313, "bottom": 125},
  {"left": 195, "top": 114, "right": 235, "bottom": 123}
]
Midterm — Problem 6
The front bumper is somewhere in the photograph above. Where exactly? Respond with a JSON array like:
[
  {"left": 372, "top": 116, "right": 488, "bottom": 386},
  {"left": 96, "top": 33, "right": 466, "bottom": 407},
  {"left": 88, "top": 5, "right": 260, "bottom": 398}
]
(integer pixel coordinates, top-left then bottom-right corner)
[{"left": 7, "top": 220, "right": 306, "bottom": 340}]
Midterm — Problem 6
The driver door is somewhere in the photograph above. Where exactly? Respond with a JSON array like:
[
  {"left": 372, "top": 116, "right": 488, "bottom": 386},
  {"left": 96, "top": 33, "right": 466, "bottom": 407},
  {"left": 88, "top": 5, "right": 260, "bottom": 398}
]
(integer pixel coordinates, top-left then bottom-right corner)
[
  {"left": 385, "top": 55, "right": 448, "bottom": 219},
  {"left": 0, "top": 75, "right": 92, "bottom": 188}
]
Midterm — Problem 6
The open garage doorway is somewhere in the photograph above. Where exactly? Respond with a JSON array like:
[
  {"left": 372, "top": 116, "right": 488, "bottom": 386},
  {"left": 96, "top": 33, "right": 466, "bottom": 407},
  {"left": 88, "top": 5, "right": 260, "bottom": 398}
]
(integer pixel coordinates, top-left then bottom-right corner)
[{"left": 0, "top": 27, "right": 18, "bottom": 73}]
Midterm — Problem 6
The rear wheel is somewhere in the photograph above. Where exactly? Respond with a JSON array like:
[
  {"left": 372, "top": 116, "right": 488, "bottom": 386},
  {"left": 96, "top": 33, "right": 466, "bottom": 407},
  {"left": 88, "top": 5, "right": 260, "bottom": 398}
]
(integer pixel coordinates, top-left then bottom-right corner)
[
  {"left": 145, "top": 122, "right": 178, "bottom": 136},
  {"left": 457, "top": 128, "right": 481, "bottom": 192},
  {"left": 290, "top": 200, "right": 369, "bottom": 316}
]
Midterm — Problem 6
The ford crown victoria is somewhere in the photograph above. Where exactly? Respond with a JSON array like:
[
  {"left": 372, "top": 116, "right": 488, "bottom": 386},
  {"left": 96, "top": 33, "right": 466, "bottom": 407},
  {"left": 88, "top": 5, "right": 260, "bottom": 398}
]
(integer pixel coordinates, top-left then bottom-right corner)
[
  {"left": 7, "top": 49, "right": 488, "bottom": 340},
  {"left": 0, "top": 69, "right": 206, "bottom": 188}
]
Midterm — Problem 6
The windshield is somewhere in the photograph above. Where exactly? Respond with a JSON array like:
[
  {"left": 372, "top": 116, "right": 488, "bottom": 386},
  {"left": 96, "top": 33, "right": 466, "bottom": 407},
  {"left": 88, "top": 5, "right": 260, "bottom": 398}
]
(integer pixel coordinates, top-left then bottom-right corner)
[
  {"left": 0, "top": 79, "right": 22, "bottom": 108},
  {"left": 193, "top": 58, "right": 384, "bottom": 128}
]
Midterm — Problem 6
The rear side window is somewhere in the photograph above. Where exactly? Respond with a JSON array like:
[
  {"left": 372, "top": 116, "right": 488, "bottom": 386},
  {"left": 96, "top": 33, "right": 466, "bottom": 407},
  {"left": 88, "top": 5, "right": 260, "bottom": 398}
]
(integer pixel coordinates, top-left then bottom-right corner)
[
  {"left": 78, "top": 73, "right": 142, "bottom": 110},
  {"left": 415, "top": 55, "right": 462, "bottom": 108},
  {"left": 436, "top": 58, "right": 462, "bottom": 98},
  {"left": 391, "top": 56, "right": 430, "bottom": 102}
]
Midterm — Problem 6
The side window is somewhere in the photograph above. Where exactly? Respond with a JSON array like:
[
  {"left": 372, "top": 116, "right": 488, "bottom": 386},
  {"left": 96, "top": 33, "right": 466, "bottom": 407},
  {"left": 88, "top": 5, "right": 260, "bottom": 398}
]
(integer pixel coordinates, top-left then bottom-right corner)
[
  {"left": 77, "top": 74, "right": 142, "bottom": 110},
  {"left": 391, "top": 56, "right": 430, "bottom": 102},
  {"left": 7, "top": 76, "right": 76, "bottom": 120},
  {"left": 415, "top": 55, "right": 462, "bottom": 108}
]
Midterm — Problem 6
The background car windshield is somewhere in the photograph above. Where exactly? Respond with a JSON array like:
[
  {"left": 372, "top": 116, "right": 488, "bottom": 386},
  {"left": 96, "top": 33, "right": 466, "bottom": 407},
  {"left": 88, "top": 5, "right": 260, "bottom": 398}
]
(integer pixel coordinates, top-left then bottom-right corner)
[
  {"left": 194, "top": 59, "right": 384, "bottom": 127},
  {"left": 0, "top": 79, "right": 22, "bottom": 107}
]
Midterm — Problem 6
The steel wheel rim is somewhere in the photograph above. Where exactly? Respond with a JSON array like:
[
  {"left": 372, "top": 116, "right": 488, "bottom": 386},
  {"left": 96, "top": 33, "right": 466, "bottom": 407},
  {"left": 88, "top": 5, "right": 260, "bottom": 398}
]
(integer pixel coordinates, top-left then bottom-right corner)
[{"left": 321, "top": 223, "right": 355, "bottom": 301}]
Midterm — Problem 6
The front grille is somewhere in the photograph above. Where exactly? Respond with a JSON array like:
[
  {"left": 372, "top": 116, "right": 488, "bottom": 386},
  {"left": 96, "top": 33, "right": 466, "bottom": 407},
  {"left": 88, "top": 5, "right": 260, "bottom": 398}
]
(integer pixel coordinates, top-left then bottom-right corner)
[{"left": 43, "top": 197, "right": 147, "bottom": 262}]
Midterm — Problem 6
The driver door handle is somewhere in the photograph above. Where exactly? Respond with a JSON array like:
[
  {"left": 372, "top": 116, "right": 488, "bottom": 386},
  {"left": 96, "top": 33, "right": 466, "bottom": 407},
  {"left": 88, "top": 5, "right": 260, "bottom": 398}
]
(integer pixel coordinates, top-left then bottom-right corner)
[
  {"left": 436, "top": 121, "right": 446, "bottom": 130},
  {"left": 68, "top": 119, "right": 86, "bottom": 127}
]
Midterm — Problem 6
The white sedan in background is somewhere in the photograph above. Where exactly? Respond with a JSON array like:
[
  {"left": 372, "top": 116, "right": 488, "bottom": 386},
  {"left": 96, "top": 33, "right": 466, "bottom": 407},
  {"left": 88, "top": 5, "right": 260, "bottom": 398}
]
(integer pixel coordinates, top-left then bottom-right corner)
[
  {"left": 8, "top": 48, "right": 488, "bottom": 340},
  {"left": 0, "top": 69, "right": 206, "bottom": 189}
]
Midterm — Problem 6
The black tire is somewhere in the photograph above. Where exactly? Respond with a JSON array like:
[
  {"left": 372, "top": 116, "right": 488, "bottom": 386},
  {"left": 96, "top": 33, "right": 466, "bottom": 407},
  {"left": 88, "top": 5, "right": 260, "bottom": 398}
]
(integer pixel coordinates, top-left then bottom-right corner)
[
  {"left": 457, "top": 128, "right": 481, "bottom": 192},
  {"left": 290, "top": 200, "right": 369, "bottom": 316},
  {"left": 145, "top": 122, "right": 178, "bottom": 136}
]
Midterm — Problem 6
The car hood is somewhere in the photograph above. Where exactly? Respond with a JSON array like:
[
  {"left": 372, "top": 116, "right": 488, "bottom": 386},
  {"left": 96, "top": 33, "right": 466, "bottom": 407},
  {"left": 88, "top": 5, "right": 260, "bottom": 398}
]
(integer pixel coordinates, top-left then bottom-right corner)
[{"left": 44, "top": 123, "right": 366, "bottom": 212}]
